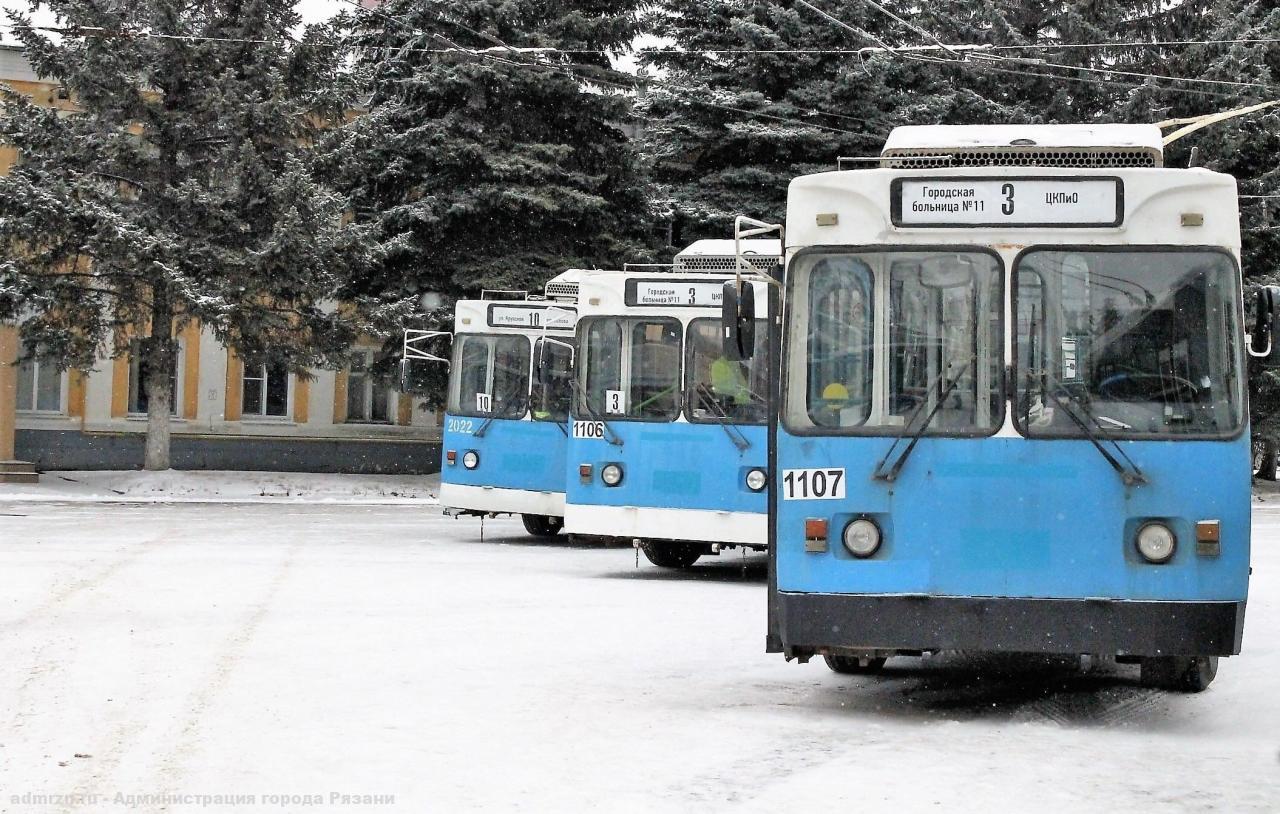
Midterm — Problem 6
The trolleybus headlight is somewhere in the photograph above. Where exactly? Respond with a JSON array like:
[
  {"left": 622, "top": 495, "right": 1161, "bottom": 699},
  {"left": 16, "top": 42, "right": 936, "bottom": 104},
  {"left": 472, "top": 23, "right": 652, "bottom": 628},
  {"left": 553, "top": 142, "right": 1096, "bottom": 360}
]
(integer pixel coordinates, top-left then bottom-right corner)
[
  {"left": 462, "top": 450, "right": 480, "bottom": 470},
  {"left": 842, "top": 518, "right": 882, "bottom": 558},
  {"left": 1136, "top": 522, "right": 1176, "bottom": 564},
  {"left": 745, "top": 468, "right": 768, "bottom": 492},
  {"left": 601, "top": 463, "right": 624, "bottom": 487}
]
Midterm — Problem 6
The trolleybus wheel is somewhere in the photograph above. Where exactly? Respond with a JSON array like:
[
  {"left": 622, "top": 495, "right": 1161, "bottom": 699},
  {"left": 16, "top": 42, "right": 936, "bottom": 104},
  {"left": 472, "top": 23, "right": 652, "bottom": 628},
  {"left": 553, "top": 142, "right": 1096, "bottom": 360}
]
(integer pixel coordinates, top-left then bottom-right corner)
[
  {"left": 1139, "top": 655, "right": 1218, "bottom": 692},
  {"left": 521, "top": 514, "right": 563, "bottom": 538},
  {"left": 639, "top": 541, "right": 702, "bottom": 569},
  {"left": 823, "top": 654, "right": 888, "bottom": 675}
]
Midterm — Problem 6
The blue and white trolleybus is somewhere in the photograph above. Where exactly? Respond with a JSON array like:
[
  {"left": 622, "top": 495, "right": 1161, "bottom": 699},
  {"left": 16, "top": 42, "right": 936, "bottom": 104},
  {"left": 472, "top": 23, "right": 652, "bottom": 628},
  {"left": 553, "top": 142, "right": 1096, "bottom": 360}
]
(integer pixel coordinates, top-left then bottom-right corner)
[{"left": 724, "top": 124, "right": 1275, "bottom": 690}]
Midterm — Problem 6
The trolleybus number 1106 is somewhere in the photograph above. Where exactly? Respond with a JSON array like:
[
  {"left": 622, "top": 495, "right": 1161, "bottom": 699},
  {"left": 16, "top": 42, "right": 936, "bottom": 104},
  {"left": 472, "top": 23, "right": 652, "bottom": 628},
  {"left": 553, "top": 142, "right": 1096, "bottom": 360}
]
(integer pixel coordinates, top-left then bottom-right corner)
[
  {"left": 781, "top": 468, "right": 846, "bottom": 500},
  {"left": 572, "top": 420, "right": 607, "bottom": 439}
]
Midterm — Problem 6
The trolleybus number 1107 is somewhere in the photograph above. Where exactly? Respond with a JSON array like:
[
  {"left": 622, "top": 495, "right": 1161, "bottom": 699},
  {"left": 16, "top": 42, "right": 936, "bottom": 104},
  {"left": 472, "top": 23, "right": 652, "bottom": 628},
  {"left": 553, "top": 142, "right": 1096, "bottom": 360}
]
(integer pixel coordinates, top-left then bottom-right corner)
[{"left": 781, "top": 468, "right": 846, "bottom": 500}]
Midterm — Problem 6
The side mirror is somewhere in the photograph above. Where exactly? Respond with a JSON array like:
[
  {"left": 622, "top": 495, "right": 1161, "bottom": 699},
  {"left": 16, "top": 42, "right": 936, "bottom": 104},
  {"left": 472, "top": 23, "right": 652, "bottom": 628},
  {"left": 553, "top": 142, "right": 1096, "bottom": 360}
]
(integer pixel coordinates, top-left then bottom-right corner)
[
  {"left": 721, "top": 280, "right": 756, "bottom": 361},
  {"left": 1251, "top": 286, "right": 1280, "bottom": 366},
  {"left": 399, "top": 357, "right": 440, "bottom": 395}
]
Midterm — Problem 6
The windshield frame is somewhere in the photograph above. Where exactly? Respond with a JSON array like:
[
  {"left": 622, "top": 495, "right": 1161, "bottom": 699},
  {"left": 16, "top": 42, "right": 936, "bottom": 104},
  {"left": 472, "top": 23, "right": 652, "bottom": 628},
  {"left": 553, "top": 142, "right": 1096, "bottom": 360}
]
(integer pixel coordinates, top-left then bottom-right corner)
[
  {"left": 446, "top": 331, "right": 532, "bottom": 420},
  {"left": 782, "top": 244, "right": 1006, "bottom": 439},
  {"left": 574, "top": 315, "right": 684, "bottom": 424},
  {"left": 1011, "top": 244, "right": 1245, "bottom": 442}
]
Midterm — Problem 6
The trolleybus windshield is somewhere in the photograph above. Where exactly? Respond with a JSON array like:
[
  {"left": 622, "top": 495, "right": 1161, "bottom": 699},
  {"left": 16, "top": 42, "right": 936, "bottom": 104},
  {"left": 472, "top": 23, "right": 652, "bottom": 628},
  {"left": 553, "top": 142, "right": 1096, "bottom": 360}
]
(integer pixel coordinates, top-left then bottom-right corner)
[
  {"left": 1014, "top": 249, "right": 1243, "bottom": 439},
  {"left": 579, "top": 318, "right": 681, "bottom": 421},
  {"left": 789, "top": 250, "right": 1003, "bottom": 435},
  {"left": 685, "top": 318, "right": 768, "bottom": 424},
  {"left": 531, "top": 337, "right": 574, "bottom": 422},
  {"left": 448, "top": 333, "right": 531, "bottom": 419}
]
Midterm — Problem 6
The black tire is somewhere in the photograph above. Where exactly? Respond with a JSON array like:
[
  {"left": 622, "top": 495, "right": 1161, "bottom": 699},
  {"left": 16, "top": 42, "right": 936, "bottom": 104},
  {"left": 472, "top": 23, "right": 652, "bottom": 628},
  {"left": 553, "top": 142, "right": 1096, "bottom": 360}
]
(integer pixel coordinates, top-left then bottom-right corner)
[
  {"left": 824, "top": 654, "right": 888, "bottom": 674},
  {"left": 521, "top": 514, "right": 563, "bottom": 538},
  {"left": 1253, "top": 437, "right": 1277, "bottom": 481},
  {"left": 1139, "top": 655, "right": 1218, "bottom": 692},
  {"left": 639, "top": 540, "right": 702, "bottom": 569}
]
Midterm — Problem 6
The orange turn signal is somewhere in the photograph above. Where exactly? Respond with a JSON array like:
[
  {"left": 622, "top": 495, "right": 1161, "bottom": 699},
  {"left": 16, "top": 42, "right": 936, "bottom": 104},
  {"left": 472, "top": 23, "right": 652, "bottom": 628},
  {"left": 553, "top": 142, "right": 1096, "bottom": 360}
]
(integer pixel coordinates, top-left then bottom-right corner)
[{"left": 805, "top": 518, "right": 828, "bottom": 540}]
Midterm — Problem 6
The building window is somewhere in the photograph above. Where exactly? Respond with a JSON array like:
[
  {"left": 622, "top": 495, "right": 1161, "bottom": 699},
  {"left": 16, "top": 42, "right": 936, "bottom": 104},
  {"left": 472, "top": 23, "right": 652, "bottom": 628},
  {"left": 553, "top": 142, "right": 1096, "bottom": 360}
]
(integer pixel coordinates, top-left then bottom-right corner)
[
  {"left": 15, "top": 343, "right": 65, "bottom": 413},
  {"left": 242, "top": 362, "right": 290, "bottom": 418},
  {"left": 347, "top": 350, "right": 392, "bottom": 423},
  {"left": 128, "top": 340, "right": 179, "bottom": 415}
]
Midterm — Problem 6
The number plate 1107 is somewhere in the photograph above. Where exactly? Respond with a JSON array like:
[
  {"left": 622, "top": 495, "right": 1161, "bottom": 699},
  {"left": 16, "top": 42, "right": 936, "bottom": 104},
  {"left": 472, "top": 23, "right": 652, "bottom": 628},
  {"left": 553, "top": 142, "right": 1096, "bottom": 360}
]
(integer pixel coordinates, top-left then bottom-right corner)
[{"left": 781, "top": 468, "right": 846, "bottom": 500}]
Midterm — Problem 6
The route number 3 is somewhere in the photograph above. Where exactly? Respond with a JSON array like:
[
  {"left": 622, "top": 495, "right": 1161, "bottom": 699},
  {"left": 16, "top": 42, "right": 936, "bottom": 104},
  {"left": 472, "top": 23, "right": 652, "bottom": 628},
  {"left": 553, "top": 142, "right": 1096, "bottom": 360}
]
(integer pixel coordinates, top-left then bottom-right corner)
[{"left": 781, "top": 468, "right": 846, "bottom": 500}]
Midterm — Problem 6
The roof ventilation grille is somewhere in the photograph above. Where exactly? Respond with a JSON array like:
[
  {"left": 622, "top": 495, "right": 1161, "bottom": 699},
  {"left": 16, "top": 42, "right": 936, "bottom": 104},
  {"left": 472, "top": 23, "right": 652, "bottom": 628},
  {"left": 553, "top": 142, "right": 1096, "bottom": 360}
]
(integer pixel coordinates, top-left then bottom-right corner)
[
  {"left": 674, "top": 254, "right": 778, "bottom": 273},
  {"left": 882, "top": 146, "right": 1160, "bottom": 170}
]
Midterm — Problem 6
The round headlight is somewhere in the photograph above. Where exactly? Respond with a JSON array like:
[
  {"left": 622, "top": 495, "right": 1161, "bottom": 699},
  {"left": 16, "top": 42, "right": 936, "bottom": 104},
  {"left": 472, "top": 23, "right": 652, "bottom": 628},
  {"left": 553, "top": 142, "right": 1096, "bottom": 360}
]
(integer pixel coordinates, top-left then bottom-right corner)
[
  {"left": 842, "top": 518, "right": 882, "bottom": 558},
  {"left": 1136, "top": 522, "right": 1176, "bottom": 564},
  {"left": 601, "top": 463, "right": 624, "bottom": 486},
  {"left": 745, "top": 468, "right": 768, "bottom": 492},
  {"left": 462, "top": 450, "right": 480, "bottom": 470}
]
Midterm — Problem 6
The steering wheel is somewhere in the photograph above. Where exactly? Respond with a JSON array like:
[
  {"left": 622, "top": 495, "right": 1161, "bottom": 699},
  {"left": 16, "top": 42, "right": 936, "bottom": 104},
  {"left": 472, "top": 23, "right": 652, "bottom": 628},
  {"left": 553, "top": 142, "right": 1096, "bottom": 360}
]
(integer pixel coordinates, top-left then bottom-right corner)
[{"left": 1098, "top": 372, "right": 1200, "bottom": 403}]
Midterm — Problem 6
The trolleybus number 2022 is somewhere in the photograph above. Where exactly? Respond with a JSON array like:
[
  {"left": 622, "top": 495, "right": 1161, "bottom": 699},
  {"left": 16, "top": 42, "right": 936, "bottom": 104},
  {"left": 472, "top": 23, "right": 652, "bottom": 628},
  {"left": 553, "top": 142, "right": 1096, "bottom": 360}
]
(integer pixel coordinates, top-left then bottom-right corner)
[{"left": 781, "top": 468, "right": 847, "bottom": 500}]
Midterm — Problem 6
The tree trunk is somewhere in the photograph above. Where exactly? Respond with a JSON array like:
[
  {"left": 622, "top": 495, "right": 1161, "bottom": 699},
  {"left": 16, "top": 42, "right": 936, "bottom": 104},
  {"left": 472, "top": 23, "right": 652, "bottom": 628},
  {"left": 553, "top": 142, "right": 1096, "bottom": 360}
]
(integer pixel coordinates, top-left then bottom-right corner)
[{"left": 143, "top": 308, "right": 175, "bottom": 471}]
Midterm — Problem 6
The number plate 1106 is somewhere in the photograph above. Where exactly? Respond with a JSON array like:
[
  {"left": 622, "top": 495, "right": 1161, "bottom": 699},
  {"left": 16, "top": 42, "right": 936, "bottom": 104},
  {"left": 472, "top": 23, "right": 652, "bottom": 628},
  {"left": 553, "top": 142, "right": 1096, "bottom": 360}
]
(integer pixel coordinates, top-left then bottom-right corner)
[{"left": 781, "top": 468, "right": 846, "bottom": 500}]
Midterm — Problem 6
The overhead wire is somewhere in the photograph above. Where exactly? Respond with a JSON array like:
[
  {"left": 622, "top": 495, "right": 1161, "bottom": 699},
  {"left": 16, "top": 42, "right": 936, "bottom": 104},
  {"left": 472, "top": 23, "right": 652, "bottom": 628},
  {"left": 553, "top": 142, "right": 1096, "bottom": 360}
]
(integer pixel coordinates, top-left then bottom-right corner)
[
  {"left": 332, "top": 0, "right": 881, "bottom": 138},
  {"left": 795, "top": 0, "right": 1273, "bottom": 101}
]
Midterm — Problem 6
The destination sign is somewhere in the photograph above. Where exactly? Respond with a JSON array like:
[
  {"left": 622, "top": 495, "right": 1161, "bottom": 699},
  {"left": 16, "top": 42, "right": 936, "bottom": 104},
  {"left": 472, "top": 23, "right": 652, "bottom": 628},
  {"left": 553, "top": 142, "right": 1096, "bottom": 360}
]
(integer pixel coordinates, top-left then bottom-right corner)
[
  {"left": 893, "top": 177, "right": 1123, "bottom": 228},
  {"left": 624, "top": 278, "right": 767, "bottom": 308},
  {"left": 625, "top": 279, "right": 726, "bottom": 308},
  {"left": 487, "top": 304, "right": 575, "bottom": 330}
]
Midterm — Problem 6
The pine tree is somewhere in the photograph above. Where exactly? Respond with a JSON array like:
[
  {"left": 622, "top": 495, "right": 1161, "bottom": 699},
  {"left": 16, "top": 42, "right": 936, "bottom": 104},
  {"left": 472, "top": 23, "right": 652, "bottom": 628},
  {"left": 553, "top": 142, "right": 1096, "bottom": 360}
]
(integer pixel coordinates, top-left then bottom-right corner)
[
  {"left": 324, "top": 0, "right": 653, "bottom": 308},
  {"left": 0, "top": 0, "right": 392, "bottom": 470},
  {"left": 640, "top": 1, "right": 904, "bottom": 249}
]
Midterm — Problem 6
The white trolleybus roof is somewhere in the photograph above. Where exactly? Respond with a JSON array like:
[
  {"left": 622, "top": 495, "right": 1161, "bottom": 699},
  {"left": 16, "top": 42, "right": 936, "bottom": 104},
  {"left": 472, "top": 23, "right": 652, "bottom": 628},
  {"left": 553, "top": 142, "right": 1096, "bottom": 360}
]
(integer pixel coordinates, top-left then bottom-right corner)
[
  {"left": 451, "top": 269, "right": 585, "bottom": 336},
  {"left": 575, "top": 240, "right": 780, "bottom": 317},
  {"left": 790, "top": 123, "right": 1236, "bottom": 253}
]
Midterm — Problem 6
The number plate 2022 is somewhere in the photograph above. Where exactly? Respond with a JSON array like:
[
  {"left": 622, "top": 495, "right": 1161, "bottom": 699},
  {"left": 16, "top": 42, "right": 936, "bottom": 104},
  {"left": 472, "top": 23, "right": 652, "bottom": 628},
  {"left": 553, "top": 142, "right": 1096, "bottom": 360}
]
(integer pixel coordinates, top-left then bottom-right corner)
[{"left": 781, "top": 468, "right": 846, "bottom": 500}]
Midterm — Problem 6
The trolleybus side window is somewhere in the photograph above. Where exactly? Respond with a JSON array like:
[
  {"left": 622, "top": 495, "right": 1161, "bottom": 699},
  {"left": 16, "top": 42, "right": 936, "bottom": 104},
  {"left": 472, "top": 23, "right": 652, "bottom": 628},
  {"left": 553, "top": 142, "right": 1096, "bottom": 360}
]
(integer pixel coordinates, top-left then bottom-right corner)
[
  {"left": 685, "top": 318, "right": 767, "bottom": 424},
  {"left": 579, "top": 317, "right": 681, "bottom": 421},
  {"left": 794, "top": 250, "right": 1001, "bottom": 434},
  {"left": 531, "top": 338, "right": 574, "bottom": 422},
  {"left": 1014, "top": 249, "right": 1243, "bottom": 438},
  {"left": 448, "top": 334, "right": 531, "bottom": 419}
]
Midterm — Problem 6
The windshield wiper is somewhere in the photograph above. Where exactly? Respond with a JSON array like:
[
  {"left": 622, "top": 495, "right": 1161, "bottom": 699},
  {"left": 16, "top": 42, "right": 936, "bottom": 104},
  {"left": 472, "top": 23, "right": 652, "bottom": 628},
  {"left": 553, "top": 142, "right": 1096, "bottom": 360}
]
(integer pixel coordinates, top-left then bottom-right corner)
[
  {"left": 692, "top": 384, "right": 751, "bottom": 452},
  {"left": 1035, "top": 375, "right": 1147, "bottom": 487},
  {"left": 570, "top": 378, "right": 624, "bottom": 446},
  {"left": 473, "top": 389, "right": 527, "bottom": 438},
  {"left": 873, "top": 358, "right": 975, "bottom": 483}
]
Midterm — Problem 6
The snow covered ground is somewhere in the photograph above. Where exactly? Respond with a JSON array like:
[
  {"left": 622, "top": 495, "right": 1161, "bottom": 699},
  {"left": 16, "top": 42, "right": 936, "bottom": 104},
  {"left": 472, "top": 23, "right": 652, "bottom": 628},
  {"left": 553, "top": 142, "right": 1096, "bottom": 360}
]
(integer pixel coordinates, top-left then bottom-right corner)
[
  {"left": 0, "top": 495, "right": 1277, "bottom": 812},
  {"left": 0, "top": 470, "right": 439, "bottom": 504}
]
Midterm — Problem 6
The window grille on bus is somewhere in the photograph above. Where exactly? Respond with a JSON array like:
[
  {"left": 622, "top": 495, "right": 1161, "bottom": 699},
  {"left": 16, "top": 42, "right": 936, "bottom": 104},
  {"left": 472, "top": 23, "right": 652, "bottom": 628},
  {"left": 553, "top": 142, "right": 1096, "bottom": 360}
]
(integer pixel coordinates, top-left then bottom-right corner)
[
  {"left": 882, "top": 147, "right": 1161, "bottom": 170},
  {"left": 674, "top": 255, "right": 779, "bottom": 273}
]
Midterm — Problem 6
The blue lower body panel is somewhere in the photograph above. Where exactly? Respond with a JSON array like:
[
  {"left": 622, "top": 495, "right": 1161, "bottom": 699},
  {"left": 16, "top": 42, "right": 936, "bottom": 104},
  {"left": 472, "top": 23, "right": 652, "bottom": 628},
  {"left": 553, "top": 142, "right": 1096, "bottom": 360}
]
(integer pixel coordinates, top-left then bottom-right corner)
[
  {"left": 441, "top": 415, "right": 567, "bottom": 516},
  {"left": 772, "top": 433, "right": 1251, "bottom": 657}
]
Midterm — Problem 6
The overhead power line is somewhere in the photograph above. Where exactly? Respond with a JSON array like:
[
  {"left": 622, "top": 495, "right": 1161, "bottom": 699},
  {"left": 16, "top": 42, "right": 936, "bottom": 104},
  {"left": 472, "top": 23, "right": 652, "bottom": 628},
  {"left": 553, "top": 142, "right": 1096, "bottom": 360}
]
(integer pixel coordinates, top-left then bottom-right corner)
[
  {"left": 795, "top": 0, "right": 1277, "bottom": 101},
  {"left": 333, "top": 0, "right": 881, "bottom": 138}
]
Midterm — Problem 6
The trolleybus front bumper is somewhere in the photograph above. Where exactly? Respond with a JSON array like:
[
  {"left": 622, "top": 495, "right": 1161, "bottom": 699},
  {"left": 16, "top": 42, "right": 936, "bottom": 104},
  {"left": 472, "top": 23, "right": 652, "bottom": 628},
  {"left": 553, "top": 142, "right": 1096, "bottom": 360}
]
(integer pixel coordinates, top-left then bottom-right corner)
[{"left": 771, "top": 593, "right": 1246, "bottom": 658}]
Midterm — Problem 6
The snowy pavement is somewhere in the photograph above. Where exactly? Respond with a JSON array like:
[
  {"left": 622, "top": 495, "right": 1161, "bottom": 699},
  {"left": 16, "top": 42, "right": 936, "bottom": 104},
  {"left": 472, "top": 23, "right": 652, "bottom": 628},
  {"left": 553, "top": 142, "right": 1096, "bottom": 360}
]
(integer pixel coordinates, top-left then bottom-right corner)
[
  {"left": 0, "top": 499, "right": 1277, "bottom": 812},
  {"left": 0, "top": 471, "right": 439, "bottom": 505}
]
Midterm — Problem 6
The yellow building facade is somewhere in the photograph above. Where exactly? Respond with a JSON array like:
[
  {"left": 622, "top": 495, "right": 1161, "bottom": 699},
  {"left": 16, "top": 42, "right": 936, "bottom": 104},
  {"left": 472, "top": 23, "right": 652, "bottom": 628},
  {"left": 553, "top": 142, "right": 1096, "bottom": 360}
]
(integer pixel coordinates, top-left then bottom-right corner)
[{"left": 0, "top": 47, "right": 441, "bottom": 476}]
